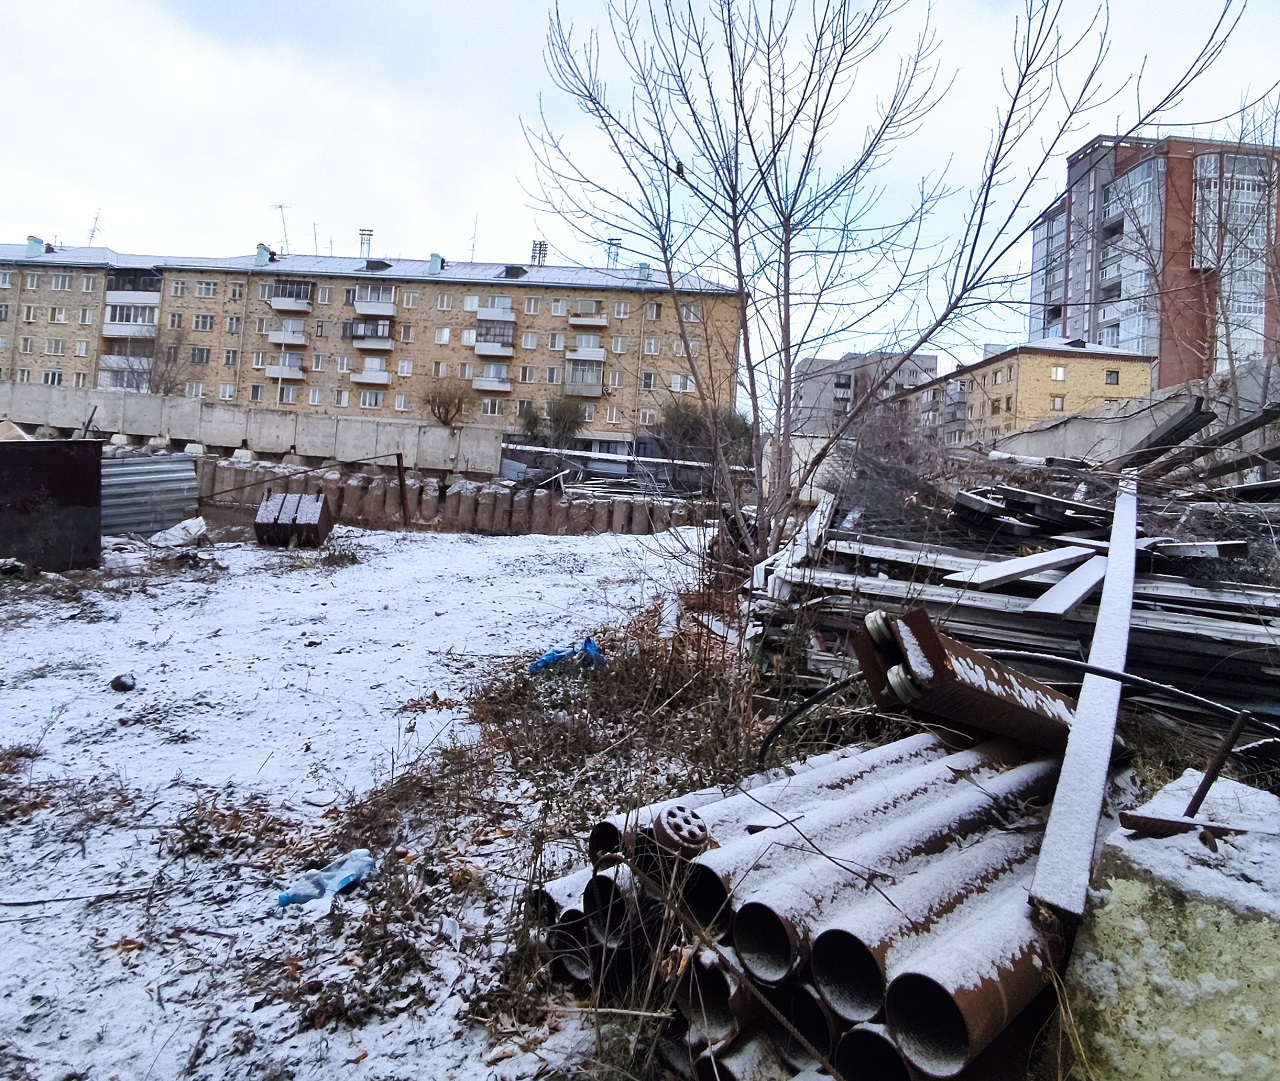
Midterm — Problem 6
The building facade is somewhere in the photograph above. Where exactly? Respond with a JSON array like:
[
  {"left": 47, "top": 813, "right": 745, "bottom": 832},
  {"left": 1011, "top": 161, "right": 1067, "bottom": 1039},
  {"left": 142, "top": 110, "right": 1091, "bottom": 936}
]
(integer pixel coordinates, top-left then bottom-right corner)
[
  {"left": 792, "top": 351, "right": 939, "bottom": 435},
  {"left": 0, "top": 238, "right": 739, "bottom": 456},
  {"left": 909, "top": 340, "right": 1153, "bottom": 446},
  {"left": 1030, "top": 135, "right": 1279, "bottom": 389}
]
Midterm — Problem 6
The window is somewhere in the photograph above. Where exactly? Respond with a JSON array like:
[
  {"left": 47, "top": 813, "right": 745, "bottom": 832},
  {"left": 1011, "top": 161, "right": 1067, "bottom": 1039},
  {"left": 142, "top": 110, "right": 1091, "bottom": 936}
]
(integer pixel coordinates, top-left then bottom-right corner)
[
  {"left": 517, "top": 399, "right": 532, "bottom": 417},
  {"left": 196, "top": 280, "right": 217, "bottom": 297},
  {"left": 0, "top": 272, "right": 10, "bottom": 287},
  {"left": 384, "top": 392, "right": 404, "bottom": 412},
  {"left": 981, "top": 375, "right": 988, "bottom": 388},
  {"left": 521, "top": 330, "right": 538, "bottom": 349},
  {"left": 316, "top": 286, "right": 330, "bottom": 304},
  {"left": 609, "top": 370, "right": 624, "bottom": 389},
  {"left": 0, "top": 304, "right": 7, "bottom": 321},
  {"left": 1105, "top": 369, "right": 1120, "bottom": 385},
  {"left": 398, "top": 358, "right": 413, "bottom": 376},
  {"left": 640, "top": 408, "right": 657, "bottom": 426},
  {"left": 400, "top": 325, "right": 415, "bottom": 343},
  {"left": 576, "top": 333, "right": 601, "bottom": 350},
  {"left": 991, "top": 399, "right": 1001, "bottom": 415},
  {"left": 230, "top": 282, "right": 245, "bottom": 300},
  {"left": 49, "top": 307, "right": 67, "bottom": 323},
  {"left": 46, "top": 338, "right": 65, "bottom": 355},
  {"left": 481, "top": 398, "right": 503, "bottom": 416},
  {"left": 516, "top": 365, "right": 533, "bottom": 383},
  {"left": 16, "top": 367, "right": 30, "bottom": 382},
  {"left": 311, "top": 354, "right": 324, "bottom": 371},
  {"left": 220, "top": 384, "right": 236, "bottom": 400},
  {"left": 671, "top": 373, "right": 696, "bottom": 393},
  {"left": 458, "top": 362, "right": 475, "bottom": 379},
  {"left": 278, "top": 385, "right": 297, "bottom": 404},
  {"left": 551, "top": 298, "right": 567, "bottom": 316},
  {"left": 642, "top": 371, "right": 656, "bottom": 390},
  {"left": 250, "top": 384, "right": 264, "bottom": 402},
  {"left": 547, "top": 366, "right": 561, "bottom": 384},
  {"left": 680, "top": 302, "right": 702, "bottom": 321},
  {"left": 186, "top": 381, "right": 205, "bottom": 398},
  {"left": 435, "top": 327, "right": 451, "bottom": 344},
  {"left": 25, "top": 273, "right": 40, "bottom": 288},
  {"left": 1005, "top": 395, "right": 1013, "bottom": 411},
  {"left": 549, "top": 332, "right": 565, "bottom": 350},
  {"left": 581, "top": 403, "right": 596, "bottom": 422},
  {"left": 402, "top": 291, "right": 418, "bottom": 309},
  {"left": 524, "top": 297, "right": 540, "bottom": 315},
  {"left": 1050, "top": 395, "right": 1065, "bottom": 411},
  {"left": 22, "top": 305, "right": 36, "bottom": 322},
  {"left": 19, "top": 337, "right": 34, "bottom": 354},
  {"left": 74, "top": 372, "right": 87, "bottom": 388},
  {"left": 360, "top": 390, "right": 385, "bottom": 408},
  {"left": 607, "top": 405, "right": 621, "bottom": 424},
  {"left": 673, "top": 338, "right": 686, "bottom": 356},
  {"left": 194, "top": 314, "right": 214, "bottom": 331},
  {"left": 224, "top": 349, "right": 239, "bottom": 367},
  {"left": 75, "top": 340, "right": 89, "bottom": 357},
  {"left": 644, "top": 337, "right": 659, "bottom": 355},
  {"left": 226, "top": 315, "right": 242, "bottom": 333},
  {"left": 433, "top": 361, "right": 448, "bottom": 378},
  {"left": 255, "top": 317, "right": 270, "bottom": 333},
  {"left": 81, "top": 275, "right": 96, "bottom": 292},
  {"left": 168, "top": 313, "right": 183, "bottom": 330},
  {"left": 437, "top": 293, "right": 453, "bottom": 311},
  {"left": 645, "top": 301, "right": 661, "bottom": 320},
  {"left": 315, "top": 321, "right": 327, "bottom": 338},
  {"left": 1007, "top": 365, "right": 1014, "bottom": 379},
  {"left": 42, "top": 369, "right": 63, "bottom": 386},
  {"left": 171, "top": 280, "right": 187, "bottom": 297},
  {"left": 994, "top": 369, "right": 1004, "bottom": 384},
  {"left": 615, "top": 301, "right": 631, "bottom": 319},
  {"left": 191, "top": 347, "right": 211, "bottom": 364},
  {"left": 78, "top": 308, "right": 92, "bottom": 324},
  {"left": 1050, "top": 365, "right": 1066, "bottom": 381},
  {"left": 461, "top": 328, "right": 477, "bottom": 346},
  {"left": 252, "top": 352, "right": 267, "bottom": 368},
  {"left": 51, "top": 273, "right": 72, "bottom": 291},
  {"left": 612, "top": 336, "right": 626, "bottom": 354},
  {"left": 306, "top": 388, "right": 321, "bottom": 405},
  {"left": 338, "top": 355, "right": 351, "bottom": 372},
  {"left": 463, "top": 294, "right": 480, "bottom": 312}
]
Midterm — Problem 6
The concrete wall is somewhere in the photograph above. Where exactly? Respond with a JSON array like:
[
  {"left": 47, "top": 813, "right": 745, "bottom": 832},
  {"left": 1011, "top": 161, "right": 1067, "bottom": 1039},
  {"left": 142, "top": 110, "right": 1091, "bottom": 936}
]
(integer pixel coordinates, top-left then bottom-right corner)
[{"left": 0, "top": 381, "right": 502, "bottom": 474}]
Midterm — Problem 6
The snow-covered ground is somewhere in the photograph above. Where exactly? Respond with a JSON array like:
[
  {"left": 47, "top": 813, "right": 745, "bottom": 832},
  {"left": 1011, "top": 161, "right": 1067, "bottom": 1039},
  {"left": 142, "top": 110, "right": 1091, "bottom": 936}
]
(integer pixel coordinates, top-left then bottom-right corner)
[{"left": 0, "top": 525, "right": 697, "bottom": 1081}]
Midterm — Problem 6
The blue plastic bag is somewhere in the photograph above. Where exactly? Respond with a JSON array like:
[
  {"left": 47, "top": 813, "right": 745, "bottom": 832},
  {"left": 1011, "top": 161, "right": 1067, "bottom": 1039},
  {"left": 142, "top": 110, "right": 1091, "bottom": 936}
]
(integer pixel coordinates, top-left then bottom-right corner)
[{"left": 527, "top": 637, "right": 604, "bottom": 674}]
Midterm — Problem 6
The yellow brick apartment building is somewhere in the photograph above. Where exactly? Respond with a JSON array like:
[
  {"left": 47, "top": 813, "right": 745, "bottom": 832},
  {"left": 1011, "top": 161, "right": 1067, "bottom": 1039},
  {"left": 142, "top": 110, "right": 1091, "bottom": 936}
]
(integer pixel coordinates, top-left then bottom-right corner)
[{"left": 0, "top": 237, "right": 739, "bottom": 455}]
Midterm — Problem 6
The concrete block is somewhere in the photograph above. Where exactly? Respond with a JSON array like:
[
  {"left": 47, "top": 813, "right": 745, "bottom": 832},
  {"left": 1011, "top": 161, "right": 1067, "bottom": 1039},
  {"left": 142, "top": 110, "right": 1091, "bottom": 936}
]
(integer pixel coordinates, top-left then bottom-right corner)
[
  {"left": 652, "top": 501, "right": 672, "bottom": 533},
  {"left": 475, "top": 486, "right": 496, "bottom": 533},
  {"left": 285, "top": 468, "right": 308, "bottom": 496},
  {"left": 340, "top": 475, "right": 368, "bottom": 523},
  {"left": 568, "top": 499, "right": 594, "bottom": 536},
  {"left": 384, "top": 477, "right": 405, "bottom": 527},
  {"left": 402, "top": 476, "right": 422, "bottom": 526},
  {"left": 510, "top": 489, "right": 532, "bottom": 534},
  {"left": 362, "top": 476, "right": 388, "bottom": 527},
  {"left": 670, "top": 502, "right": 689, "bottom": 529},
  {"left": 196, "top": 457, "right": 217, "bottom": 503},
  {"left": 213, "top": 459, "right": 236, "bottom": 505},
  {"left": 456, "top": 483, "right": 478, "bottom": 532},
  {"left": 416, "top": 478, "right": 441, "bottom": 525},
  {"left": 631, "top": 500, "right": 651, "bottom": 535},
  {"left": 551, "top": 497, "right": 571, "bottom": 535},
  {"left": 610, "top": 498, "right": 630, "bottom": 535},
  {"left": 531, "top": 489, "right": 552, "bottom": 534},
  {"left": 592, "top": 499, "right": 611, "bottom": 534},
  {"left": 322, "top": 470, "right": 345, "bottom": 520},
  {"left": 492, "top": 486, "right": 513, "bottom": 534}
]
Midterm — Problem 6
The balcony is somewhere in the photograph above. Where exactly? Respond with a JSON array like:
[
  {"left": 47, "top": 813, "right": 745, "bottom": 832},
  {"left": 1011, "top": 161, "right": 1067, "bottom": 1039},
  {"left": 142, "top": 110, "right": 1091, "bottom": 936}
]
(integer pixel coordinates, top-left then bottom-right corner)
[
  {"left": 472, "top": 377, "right": 513, "bottom": 393},
  {"left": 268, "top": 282, "right": 315, "bottom": 313},
  {"left": 105, "top": 290, "right": 161, "bottom": 306},
  {"left": 475, "top": 307, "right": 516, "bottom": 322},
  {"left": 98, "top": 354, "right": 151, "bottom": 372},
  {"left": 354, "top": 299, "right": 397, "bottom": 317},
  {"left": 565, "top": 347, "right": 606, "bottom": 362},
  {"left": 268, "top": 330, "right": 308, "bottom": 346},
  {"left": 349, "top": 369, "right": 392, "bottom": 386},
  {"left": 569, "top": 312, "right": 609, "bottom": 328},
  {"left": 102, "top": 322, "right": 157, "bottom": 339},
  {"left": 565, "top": 379, "right": 604, "bottom": 398},
  {"left": 475, "top": 341, "right": 514, "bottom": 357},
  {"left": 353, "top": 335, "right": 394, "bottom": 351},
  {"left": 265, "top": 364, "right": 307, "bottom": 381},
  {"left": 270, "top": 296, "right": 312, "bottom": 313}
]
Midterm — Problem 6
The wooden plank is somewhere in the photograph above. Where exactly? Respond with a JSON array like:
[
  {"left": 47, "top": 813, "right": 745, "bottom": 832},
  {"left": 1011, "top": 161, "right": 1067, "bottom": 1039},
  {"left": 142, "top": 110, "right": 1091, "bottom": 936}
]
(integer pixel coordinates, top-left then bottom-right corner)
[
  {"left": 1151, "top": 540, "right": 1250, "bottom": 559},
  {"left": 1143, "top": 401, "right": 1280, "bottom": 478},
  {"left": 942, "top": 545, "right": 1095, "bottom": 590},
  {"left": 1025, "top": 555, "right": 1108, "bottom": 616}
]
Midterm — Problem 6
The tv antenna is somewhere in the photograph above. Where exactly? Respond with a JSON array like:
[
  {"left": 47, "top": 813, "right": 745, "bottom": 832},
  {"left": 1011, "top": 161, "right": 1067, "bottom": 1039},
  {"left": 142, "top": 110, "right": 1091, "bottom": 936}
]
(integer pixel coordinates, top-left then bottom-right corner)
[
  {"left": 271, "top": 202, "right": 295, "bottom": 254},
  {"left": 606, "top": 237, "right": 621, "bottom": 268},
  {"left": 469, "top": 214, "right": 479, "bottom": 261},
  {"left": 86, "top": 209, "right": 101, "bottom": 246}
]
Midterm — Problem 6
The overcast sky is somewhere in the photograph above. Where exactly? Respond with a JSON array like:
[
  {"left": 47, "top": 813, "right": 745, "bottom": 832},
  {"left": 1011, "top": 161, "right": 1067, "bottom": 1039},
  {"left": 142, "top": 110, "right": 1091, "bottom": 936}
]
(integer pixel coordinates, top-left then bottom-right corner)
[{"left": 2, "top": 0, "right": 1276, "bottom": 362}]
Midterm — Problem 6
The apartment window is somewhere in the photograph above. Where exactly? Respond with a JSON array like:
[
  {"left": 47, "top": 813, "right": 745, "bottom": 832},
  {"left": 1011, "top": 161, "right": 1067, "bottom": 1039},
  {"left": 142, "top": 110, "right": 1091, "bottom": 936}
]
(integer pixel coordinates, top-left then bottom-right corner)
[
  {"left": 43, "top": 369, "right": 63, "bottom": 386},
  {"left": 679, "top": 302, "right": 702, "bottom": 321},
  {"left": 549, "top": 332, "right": 564, "bottom": 351},
  {"left": 315, "top": 321, "right": 327, "bottom": 338},
  {"left": 1050, "top": 365, "right": 1066, "bottom": 381},
  {"left": 19, "top": 337, "right": 34, "bottom": 354},
  {"left": 383, "top": 392, "right": 404, "bottom": 412},
  {"left": 581, "top": 403, "right": 596, "bottom": 422},
  {"left": 1105, "top": 369, "right": 1120, "bottom": 385},
  {"left": 645, "top": 301, "right": 661, "bottom": 320},
  {"left": 220, "top": 384, "right": 235, "bottom": 400},
  {"left": 186, "top": 381, "right": 205, "bottom": 398},
  {"left": 609, "top": 370, "right": 624, "bottom": 389},
  {"left": 640, "top": 407, "right": 657, "bottom": 425},
  {"left": 171, "top": 280, "right": 186, "bottom": 297},
  {"left": 551, "top": 298, "right": 567, "bottom": 316},
  {"left": 195, "top": 280, "right": 217, "bottom": 297},
  {"left": 517, "top": 399, "right": 532, "bottom": 417},
  {"left": 75, "top": 340, "right": 89, "bottom": 357},
  {"left": 673, "top": 338, "right": 686, "bottom": 357},
  {"left": 435, "top": 327, "right": 451, "bottom": 344},
  {"left": 338, "top": 355, "right": 351, "bottom": 372},
  {"left": 51, "top": 273, "right": 72, "bottom": 291},
  {"left": 25, "top": 273, "right": 40, "bottom": 288},
  {"left": 252, "top": 351, "right": 267, "bottom": 368},
  {"left": 46, "top": 338, "right": 66, "bottom": 355},
  {"left": 360, "top": 390, "right": 385, "bottom": 408},
  {"left": 644, "top": 337, "right": 659, "bottom": 355},
  {"left": 398, "top": 358, "right": 413, "bottom": 376},
  {"left": 74, "top": 372, "right": 87, "bottom": 388},
  {"left": 400, "top": 325, "right": 415, "bottom": 343},
  {"left": 642, "top": 371, "right": 656, "bottom": 390},
  {"left": 522, "top": 331, "right": 538, "bottom": 349},
  {"left": 224, "top": 349, "right": 239, "bottom": 367},
  {"left": 547, "top": 366, "right": 561, "bottom": 384},
  {"left": 607, "top": 405, "right": 621, "bottom": 424},
  {"left": 226, "top": 315, "right": 242, "bottom": 333},
  {"left": 230, "top": 282, "right": 245, "bottom": 300},
  {"left": 463, "top": 294, "right": 480, "bottom": 312},
  {"left": 278, "top": 385, "right": 297, "bottom": 404},
  {"left": 1050, "top": 395, "right": 1065, "bottom": 411},
  {"left": 22, "top": 305, "right": 36, "bottom": 322},
  {"left": 314, "top": 286, "right": 328, "bottom": 304},
  {"left": 615, "top": 301, "right": 631, "bottom": 319},
  {"left": 481, "top": 398, "right": 503, "bottom": 416},
  {"left": 250, "top": 384, "right": 264, "bottom": 402},
  {"left": 0, "top": 272, "right": 10, "bottom": 287},
  {"left": 1007, "top": 365, "right": 1014, "bottom": 379},
  {"left": 308, "top": 388, "right": 322, "bottom": 405},
  {"left": 1005, "top": 396, "right": 1013, "bottom": 411},
  {"left": 612, "top": 336, "right": 626, "bottom": 354},
  {"left": 458, "top": 362, "right": 475, "bottom": 379},
  {"left": 191, "top": 347, "right": 211, "bottom": 365},
  {"left": 16, "top": 368, "right": 30, "bottom": 382},
  {"left": 168, "top": 313, "right": 183, "bottom": 330},
  {"left": 994, "top": 369, "right": 1004, "bottom": 384},
  {"left": 80, "top": 275, "right": 96, "bottom": 293},
  {"left": 49, "top": 307, "right": 67, "bottom": 323},
  {"left": 0, "top": 304, "right": 7, "bottom": 322},
  {"left": 524, "top": 297, "right": 540, "bottom": 315},
  {"left": 311, "top": 354, "right": 324, "bottom": 371},
  {"left": 403, "top": 291, "right": 418, "bottom": 310},
  {"left": 461, "top": 328, "right": 477, "bottom": 346},
  {"left": 991, "top": 399, "right": 1001, "bottom": 415},
  {"left": 194, "top": 314, "right": 214, "bottom": 331},
  {"left": 433, "top": 361, "right": 448, "bottom": 378},
  {"left": 518, "top": 365, "right": 535, "bottom": 383},
  {"left": 335, "top": 389, "right": 349, "bottom": 407},
  {"left": 255, "top": 317, "right": 270, "bottom": 333},
  {"left": 671, "top": 373, "right": 696, "bottom": 393},
  {"left": 437, "top": 293, "right": 453, "bottom": 311}
]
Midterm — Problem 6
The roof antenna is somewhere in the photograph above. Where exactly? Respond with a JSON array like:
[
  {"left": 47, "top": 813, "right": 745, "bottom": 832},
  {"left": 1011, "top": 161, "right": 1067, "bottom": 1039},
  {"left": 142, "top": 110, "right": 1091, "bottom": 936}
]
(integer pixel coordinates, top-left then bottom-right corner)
[
  {"left": 86, "top": 209, "right": 101, "bottom": 246},
  {"left": 469, "top": 214, "right": 478, "bottom": 261},
  {"left": 272, "top": 203, "right": 295, "bottom": 255},
  {"left": 606, "top": 237, "right": 621, "bottom": 268},
  {"left": 359, "top": 229, "right": 373, "bottom": 259},
  {"left": 313, "top": 223, "right": 319, "bottom": 256},
  {"left": 531, "top": 240, "right": 548, "bottom": 267}
]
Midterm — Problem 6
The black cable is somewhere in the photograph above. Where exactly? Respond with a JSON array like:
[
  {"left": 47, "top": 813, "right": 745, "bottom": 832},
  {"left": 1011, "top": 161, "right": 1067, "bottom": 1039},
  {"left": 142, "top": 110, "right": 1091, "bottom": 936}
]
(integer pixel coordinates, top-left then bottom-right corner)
[{"left": 756, "top": 674, "right": 865, "bottom": 768}]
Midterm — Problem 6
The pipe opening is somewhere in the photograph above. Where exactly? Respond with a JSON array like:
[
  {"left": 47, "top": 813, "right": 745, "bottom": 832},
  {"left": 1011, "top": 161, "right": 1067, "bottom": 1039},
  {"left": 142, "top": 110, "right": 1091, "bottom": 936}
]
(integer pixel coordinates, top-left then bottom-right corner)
[
  {"left": 811, "top": 928, "right": 885, "bottom": 1022},
  {"left": 675, "top": 959, "right": 735, "bottom": 1042},
  {"left": 583, "top": 873, "right": 630, "bottom": 948},
  {"left": 763, "top": 985, "right": 832, "bottom": 1070},
  {"left": 587, "top": 820, "right": 623, "bottom": 860},
  {"left": 682, "top": 864, "right": 732, "bottom": 934},
  {"left": 549, "top": 910, "right": 591, "bottom": 984},
  {"left": 834, "top": 1026, "right": 915, "bottom": 1081},
  {"left": 732, "top": 901, "right": 796, "bottom": 985},
  {"left": 886, "top": 973, "right": 971, "bottom": 1078}
]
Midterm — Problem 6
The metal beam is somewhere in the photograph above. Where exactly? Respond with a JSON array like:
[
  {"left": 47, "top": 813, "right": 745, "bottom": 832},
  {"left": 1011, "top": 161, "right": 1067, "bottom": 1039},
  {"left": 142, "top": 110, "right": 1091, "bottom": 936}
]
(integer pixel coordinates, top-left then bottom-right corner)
[{"left": 1024, "top": 555, "right": 1108, "bottom": 616}]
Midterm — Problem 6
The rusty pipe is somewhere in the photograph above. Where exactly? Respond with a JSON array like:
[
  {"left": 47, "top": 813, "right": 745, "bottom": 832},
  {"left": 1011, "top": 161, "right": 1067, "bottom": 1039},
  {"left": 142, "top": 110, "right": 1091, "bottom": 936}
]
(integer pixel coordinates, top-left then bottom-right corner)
[
  {"left": 694, "top": 1031, "right": 792, "bottom": 1081},
  {"left": 834, "top": 1023, "right": 928, "bottom": 1081},
  {"left": 548, "top": 908, "right": 592, "bottom": 986},
  {"left": 675, "top": 948, "right": 758, "bottom": 1044},
  {"left": 759, "top": 982, "right": 840, "bottom": 1073}
]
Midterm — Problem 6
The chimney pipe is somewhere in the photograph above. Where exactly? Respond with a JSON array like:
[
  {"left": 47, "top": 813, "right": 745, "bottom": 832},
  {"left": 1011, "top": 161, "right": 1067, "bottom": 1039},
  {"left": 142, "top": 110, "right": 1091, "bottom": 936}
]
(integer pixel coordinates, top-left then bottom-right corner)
[
  {"left": 255, "top": 243, "right": 272, "bottom": 267},
  {"left": 26, "top": 236, "right": 44, "bottom": 258}
]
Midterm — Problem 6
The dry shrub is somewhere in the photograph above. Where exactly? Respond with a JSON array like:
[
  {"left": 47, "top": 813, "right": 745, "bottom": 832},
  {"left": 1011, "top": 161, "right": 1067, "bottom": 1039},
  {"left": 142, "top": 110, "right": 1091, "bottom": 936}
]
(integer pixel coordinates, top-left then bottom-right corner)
[
  {"left": 0, "top": 744, "right": 49, "bottom": 823},
  {"left": 163, "top": 793, "right": 308, "bottom": 864}
]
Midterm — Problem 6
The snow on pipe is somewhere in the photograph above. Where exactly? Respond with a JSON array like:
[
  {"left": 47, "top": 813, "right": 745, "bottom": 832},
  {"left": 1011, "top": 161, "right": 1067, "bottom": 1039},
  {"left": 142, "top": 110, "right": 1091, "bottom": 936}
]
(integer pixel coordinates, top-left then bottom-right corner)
[
  {"left": 883, "top": 881, "right": 1063, "bottom": 1078},
  {"left": 681, "top": 739, "right": 1022, "bottom": 935},
  {"left": 547, "top": 909, "right": 592, "bottom": 985},
  {"left": 759, "top": 982, "right": 841, "bottom": 1073},
  {"left": 674, "top": 948, "right": 757, "bottom": 1044},
  {"left": 528, "top": 864, "right": 594, "bottom": 925},
  {"left": 693, "top": 1032, "right": 792, "bottom": 1081},
  {"left": 834, "top": 1022, "right": 928, "bottom": 1081},
  {"left": 808, "top": 828, "right": 1042, "bottom": 1024}
]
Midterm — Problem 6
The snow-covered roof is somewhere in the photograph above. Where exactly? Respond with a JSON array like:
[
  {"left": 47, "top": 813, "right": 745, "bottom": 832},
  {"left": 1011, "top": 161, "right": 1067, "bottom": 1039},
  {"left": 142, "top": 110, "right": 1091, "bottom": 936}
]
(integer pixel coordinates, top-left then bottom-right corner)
[{"left": 0, "top": 242, "right": 733, "bottom": 295}]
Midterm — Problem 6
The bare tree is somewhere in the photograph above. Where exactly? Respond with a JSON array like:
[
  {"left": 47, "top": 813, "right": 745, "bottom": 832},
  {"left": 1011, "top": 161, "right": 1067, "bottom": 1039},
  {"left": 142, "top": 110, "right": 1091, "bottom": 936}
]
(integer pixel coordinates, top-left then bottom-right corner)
[
  {"left": 531, "top": 0, "right": 1240, "bottom": 559},
  {"left": 424, "top": 378, "right": 477, "bottom": 426}
]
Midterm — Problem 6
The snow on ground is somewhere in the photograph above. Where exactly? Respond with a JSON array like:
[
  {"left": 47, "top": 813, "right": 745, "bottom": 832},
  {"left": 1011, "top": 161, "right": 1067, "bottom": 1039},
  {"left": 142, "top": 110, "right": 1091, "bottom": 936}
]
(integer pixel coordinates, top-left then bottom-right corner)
[{"left": 0, "top": 525, "right": 698, "bottom": 1081}]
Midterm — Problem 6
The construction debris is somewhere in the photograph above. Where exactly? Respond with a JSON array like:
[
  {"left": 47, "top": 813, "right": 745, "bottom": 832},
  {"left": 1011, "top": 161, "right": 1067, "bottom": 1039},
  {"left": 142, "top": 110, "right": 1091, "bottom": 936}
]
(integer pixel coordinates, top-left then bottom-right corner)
[{"left": 254, "top": 489, "right": 335, "bottom": 548}]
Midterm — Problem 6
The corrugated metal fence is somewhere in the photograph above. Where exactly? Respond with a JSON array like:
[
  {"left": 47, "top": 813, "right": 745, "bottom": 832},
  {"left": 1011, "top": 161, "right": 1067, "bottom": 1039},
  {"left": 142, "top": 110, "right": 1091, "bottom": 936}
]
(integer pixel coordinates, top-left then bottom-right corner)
[{"left": 101, "top": 455, "right": 199, "bottom": 535}]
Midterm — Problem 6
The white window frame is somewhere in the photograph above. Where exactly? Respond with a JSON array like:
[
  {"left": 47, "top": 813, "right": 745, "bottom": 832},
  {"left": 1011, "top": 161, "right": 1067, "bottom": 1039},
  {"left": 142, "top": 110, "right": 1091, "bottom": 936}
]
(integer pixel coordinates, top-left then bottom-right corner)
[
  {"left": 607, "top": 405, "right": 621, "bottom": 424},
  {"left": 220, "top": 383, "right": 236, "bottom": 400},
  {"left": 168, "top": 313, "right": 183, "bottom": 330},
  {"left": 252, "top": 351, "right": 267, "bottom": 368},
  {"left": 250, "top": 384, "right": 263, "bottom": 402},
  {"left": 640, "top": 407, "right": 657, "bottom": 426},
  {"left": 437, "top": 293, "right": 453, "bottom": 311},
  {"left": 78, "top": 308, "right": 92, "bottom": 325},
  {"left": 524, "top": 297, "right": 540, "bottom": 315},
  {"left": 463, "top": 294, "right": 480, "bottom": 312},
  {"left": 549, "top": 332, "right": 565, "bottom": 351},
  {"left": 171, "top": 280, "right": 187, "bottom": 297},
  {"left": 435, "top": 327, "right": 451, "bottom": 344},
  {"left": 309, "top": 388, "right": 322, "bottom": 405},
  {"left": 360, "top": 390, "right": 385, "bottom": 408},
  {"left": 522, "top": 330, "right": 538, "bottom": 349},
  {"left": 612, "top": 336, "right": 626, "bottom": 354},
  {"left": 645, "top": 301, "right": 661, "bottom": 320},
  {"left": 551, "top": 298, "right": 567, "bottom": 316},
  {"left": 186, "top": 381, "right": 205, "bottom": 398},
  {"left": 615, "top": 301, "right": 631, "bottom": 319},
  {"left": 224, "top": 349, "right": 239, "bottom": 367},
  {"left": 432, "top": 361, "right": 448, "bottom": 378},
  {"left": 609, "top": 370, "right": 624, "bottom": 389},
  {"left": 194, "top": 313, "right": 215, "bottom": 331},
  {"left": 195, "top": 280, "right": 217, "bottom": 298},
  {"left": 230, "top": 282, "right": 245, "bottom": 300},
  {"left": 400, "top": 325, "right": 415, "bottom": 343},
  {"left": 398, "top": 358, "right": 413, "bottom": 376},
  {"left": 644, "top": 338, "right": 659, "bottom": 355},
  {"left": 50, "top": 273, "right": 72, "bottom": 292},
  {"left": 519, "top": 365, "right": 535, "bottom": 383},
  {"left": 49, "top": 307, "right": 67, "bottom": 323},
  {"left": 278, "top": 385, "right": 298, "bottom": 405},
  {"left": 1050, "top": 365, "right": 1067, "bottom": 381},
  {"left": 394, "top": 393, "right": 409, "bottom": 411},
  {"left": 402, "top": 291, "right": 418, "bottom": 309},
  {"left": 546, "top": 366, "right": 561, "bottom": 384},
  {"left": 338, "top": 356, "right": 352, "bottom": 372},
  {"left": 316, "top": 286, "right": 330, "bottom": 304},
  {"left": 75, "top": 339, "right": 89, "bottom": 357},
  {"left": 461, "top": 329, "right": 477, "bottom": 346},
  {"left": 336, "top": 389, "right": 350, "bottom": 407}
]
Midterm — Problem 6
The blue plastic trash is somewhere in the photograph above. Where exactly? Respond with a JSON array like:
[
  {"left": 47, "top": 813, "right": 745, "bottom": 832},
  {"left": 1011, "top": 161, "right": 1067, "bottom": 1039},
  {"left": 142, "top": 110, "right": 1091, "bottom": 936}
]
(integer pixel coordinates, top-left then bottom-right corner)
[
  {"left": 527, "top": 637, "right": 605, "bottom": 674},
  {"left": 279, "top": 849, "right": 376, "bottom": 906}
]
